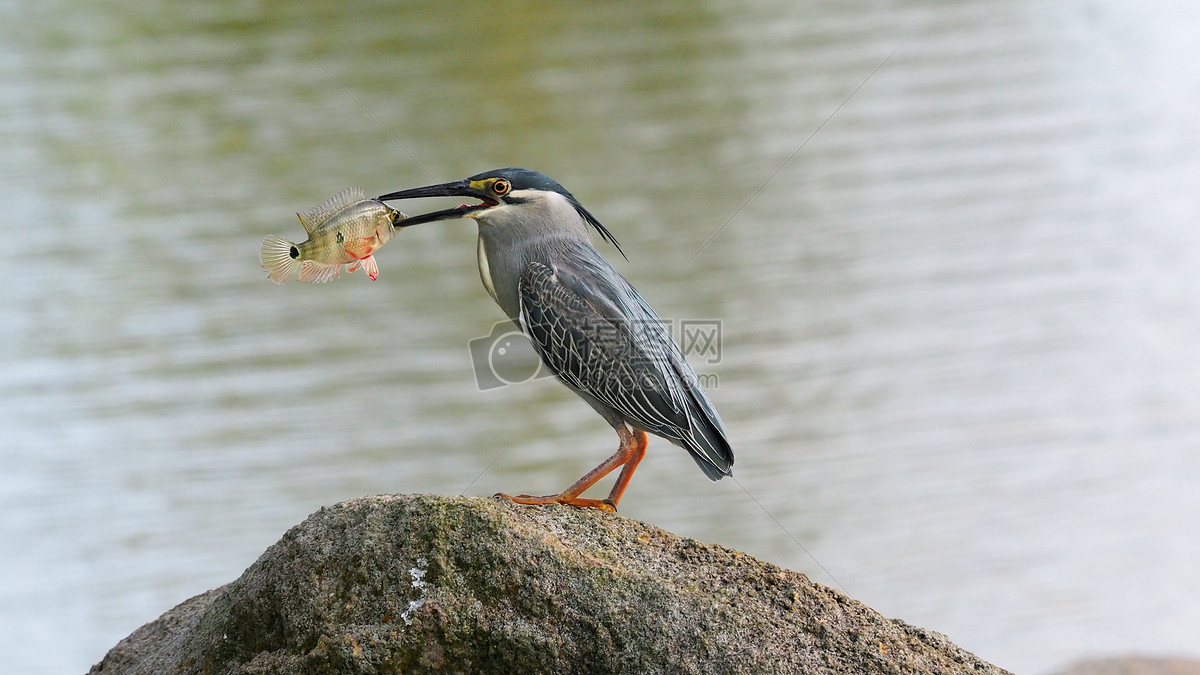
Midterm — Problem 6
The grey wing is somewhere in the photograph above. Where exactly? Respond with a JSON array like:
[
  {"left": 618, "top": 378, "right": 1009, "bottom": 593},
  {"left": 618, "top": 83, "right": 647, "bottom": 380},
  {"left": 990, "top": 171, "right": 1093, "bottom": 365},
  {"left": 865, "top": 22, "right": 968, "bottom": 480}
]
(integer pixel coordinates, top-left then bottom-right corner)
[{"left": 518, "top": 258, "right": 733, "bottom": 480}]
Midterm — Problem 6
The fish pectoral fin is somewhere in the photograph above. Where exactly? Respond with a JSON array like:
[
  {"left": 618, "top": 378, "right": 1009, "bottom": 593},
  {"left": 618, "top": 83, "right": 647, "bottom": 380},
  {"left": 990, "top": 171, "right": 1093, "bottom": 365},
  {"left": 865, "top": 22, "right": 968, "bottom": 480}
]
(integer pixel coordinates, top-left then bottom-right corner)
[
  {"left": 343, "top": 236, "right": 378, "bottom": 260},
  {"left": 361, "top": 255, "right": 379, "bottom": 281},
  {"left": 299, "top": 259, "right": 343, "bottom": 283},
  {"left": 344, "top": 256, "right": 378, "bottom": 280}
]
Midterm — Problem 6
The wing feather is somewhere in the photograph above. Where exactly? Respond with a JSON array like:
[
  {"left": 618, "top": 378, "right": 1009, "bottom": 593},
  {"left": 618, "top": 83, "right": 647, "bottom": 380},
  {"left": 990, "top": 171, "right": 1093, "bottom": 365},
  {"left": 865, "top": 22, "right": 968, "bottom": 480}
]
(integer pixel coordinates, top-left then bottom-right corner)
[{"left": 517, "top": 249, "right": 733, "bottom": 480}]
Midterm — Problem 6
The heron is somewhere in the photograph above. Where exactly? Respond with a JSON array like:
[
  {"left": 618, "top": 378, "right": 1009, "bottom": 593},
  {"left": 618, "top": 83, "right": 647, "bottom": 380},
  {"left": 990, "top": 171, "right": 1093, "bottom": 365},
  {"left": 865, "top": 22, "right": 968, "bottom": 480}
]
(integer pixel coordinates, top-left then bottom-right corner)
[{"left": 378, "top": 168, "right": 732, "bottom": 511}]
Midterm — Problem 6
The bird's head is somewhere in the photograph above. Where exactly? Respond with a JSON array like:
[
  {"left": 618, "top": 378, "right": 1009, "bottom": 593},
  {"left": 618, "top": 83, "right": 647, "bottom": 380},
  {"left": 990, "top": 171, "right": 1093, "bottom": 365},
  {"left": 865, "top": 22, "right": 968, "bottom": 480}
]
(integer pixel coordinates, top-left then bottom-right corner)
[{"left": 377, "top": 168, "right": 624, "bottom": 258}]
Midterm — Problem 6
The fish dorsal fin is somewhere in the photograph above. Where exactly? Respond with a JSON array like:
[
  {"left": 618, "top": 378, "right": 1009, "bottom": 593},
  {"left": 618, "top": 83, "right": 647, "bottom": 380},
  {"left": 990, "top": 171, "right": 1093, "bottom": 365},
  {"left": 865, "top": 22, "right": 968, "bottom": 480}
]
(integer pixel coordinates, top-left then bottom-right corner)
[{"left": 296, "top": 186, "right": 365, "bottom": 233}]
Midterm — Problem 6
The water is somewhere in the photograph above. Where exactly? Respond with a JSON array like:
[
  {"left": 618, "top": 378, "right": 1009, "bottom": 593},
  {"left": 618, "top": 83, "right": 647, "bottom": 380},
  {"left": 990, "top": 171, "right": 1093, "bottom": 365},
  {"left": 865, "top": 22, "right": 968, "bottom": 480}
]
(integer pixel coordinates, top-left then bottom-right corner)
[{"left": 2, "top": 1, "right": 1199, "bottom": 672}]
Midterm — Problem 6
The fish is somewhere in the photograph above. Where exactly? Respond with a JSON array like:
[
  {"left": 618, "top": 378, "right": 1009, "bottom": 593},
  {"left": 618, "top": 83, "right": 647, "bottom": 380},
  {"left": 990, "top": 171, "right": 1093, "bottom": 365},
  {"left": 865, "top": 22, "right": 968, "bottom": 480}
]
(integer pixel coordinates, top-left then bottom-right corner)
[{"left": 260, "top": 187, "right": 405, "bottom": 284}]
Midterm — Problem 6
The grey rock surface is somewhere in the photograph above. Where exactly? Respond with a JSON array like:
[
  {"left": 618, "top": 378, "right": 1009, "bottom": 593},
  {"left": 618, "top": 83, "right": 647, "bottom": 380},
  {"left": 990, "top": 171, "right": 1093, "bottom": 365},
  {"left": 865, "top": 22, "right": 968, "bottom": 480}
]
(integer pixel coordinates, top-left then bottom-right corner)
[{"left": 91, "top": 494, "right": 1012, "bottom": 674}]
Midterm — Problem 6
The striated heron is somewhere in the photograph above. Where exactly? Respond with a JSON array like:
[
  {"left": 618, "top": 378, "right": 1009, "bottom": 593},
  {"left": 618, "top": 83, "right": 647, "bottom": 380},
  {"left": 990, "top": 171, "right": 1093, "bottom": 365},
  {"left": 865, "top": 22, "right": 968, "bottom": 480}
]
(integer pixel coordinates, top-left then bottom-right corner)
[{"left": 378, "top": 168, "right": 733, "bottom": 511}]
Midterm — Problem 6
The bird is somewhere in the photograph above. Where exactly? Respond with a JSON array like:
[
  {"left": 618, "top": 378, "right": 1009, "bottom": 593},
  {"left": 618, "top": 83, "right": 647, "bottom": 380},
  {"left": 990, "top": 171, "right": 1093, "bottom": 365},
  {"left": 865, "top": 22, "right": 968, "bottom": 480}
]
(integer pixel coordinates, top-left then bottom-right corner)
[{"left": 378, "top": 168, "right": 732, "bottom": 511}]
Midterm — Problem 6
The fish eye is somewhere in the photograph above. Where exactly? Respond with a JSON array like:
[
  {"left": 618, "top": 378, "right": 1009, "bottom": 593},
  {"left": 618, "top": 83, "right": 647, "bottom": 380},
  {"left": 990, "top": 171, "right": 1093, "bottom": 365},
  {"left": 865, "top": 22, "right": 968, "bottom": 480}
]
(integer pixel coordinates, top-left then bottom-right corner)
[{"left": 492, "top": 179, "right": 510, "bottom": 196}]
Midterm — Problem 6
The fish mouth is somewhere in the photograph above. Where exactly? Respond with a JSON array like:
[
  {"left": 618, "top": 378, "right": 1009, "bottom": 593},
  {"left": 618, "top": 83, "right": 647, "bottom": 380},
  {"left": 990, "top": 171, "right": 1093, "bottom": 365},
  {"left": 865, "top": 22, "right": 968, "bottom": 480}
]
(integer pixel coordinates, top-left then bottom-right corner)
[{"left": 377, "top": 180, "right": 496, "bottom": 227}]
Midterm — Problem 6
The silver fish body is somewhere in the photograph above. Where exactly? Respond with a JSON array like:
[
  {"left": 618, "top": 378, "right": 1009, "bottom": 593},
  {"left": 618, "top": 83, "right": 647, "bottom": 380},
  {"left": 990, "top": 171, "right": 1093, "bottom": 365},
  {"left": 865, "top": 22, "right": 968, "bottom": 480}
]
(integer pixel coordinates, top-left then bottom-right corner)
[{"left": 260, "top": 187, "right": 405, "bottom": 284}]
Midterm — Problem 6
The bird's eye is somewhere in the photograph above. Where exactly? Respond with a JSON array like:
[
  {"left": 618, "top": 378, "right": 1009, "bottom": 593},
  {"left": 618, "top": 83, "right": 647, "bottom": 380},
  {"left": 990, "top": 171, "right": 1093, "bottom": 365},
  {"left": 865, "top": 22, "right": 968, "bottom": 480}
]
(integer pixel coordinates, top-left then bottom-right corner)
[{"left": 492, "top": 179, "right": 511, "bottom": 196}]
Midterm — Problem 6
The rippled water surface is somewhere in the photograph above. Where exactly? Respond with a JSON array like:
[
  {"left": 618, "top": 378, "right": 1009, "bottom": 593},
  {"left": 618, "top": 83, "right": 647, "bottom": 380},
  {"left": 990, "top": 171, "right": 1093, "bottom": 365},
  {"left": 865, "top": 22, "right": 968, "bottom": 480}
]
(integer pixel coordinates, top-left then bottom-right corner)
[{"left": 3, "top": 2, "right": 1199, "bottom": 672}]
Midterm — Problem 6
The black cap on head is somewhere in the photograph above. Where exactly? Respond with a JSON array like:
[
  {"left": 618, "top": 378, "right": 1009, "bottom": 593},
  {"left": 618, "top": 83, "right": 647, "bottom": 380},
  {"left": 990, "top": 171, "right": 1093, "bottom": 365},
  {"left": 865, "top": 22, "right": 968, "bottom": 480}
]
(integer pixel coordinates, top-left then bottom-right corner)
[{"left": 467, "top": 168, "right": 626, "bottom": 259}]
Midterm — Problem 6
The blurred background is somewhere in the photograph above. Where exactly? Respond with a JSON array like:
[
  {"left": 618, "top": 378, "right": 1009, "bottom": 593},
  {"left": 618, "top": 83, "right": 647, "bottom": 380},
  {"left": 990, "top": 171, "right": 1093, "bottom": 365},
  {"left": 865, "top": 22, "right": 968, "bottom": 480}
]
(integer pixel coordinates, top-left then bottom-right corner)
[{"left": 2, "top": 1, "right": 1199, "bottom": 672}]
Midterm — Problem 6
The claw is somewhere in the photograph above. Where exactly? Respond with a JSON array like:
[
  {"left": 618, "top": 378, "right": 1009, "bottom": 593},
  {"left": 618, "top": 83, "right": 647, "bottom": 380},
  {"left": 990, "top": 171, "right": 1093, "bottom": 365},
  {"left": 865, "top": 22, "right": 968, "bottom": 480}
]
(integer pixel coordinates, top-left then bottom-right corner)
[
  {"left": 494, "top": 428, "right": 647, "bottom": 513},
  {"left": 495, "top": 492, "right": 617, "bottom": 512}
]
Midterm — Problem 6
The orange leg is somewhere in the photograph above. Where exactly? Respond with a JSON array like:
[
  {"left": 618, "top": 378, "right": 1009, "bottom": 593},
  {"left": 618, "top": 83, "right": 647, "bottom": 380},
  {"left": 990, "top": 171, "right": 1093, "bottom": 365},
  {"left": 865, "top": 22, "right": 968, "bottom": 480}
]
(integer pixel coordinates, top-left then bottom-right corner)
[
  {"left": 604, "top": 429, "right": 647, "bottom": 506},
  {"left": 498, "top": 428, "right": 649, "bottom": 512}
]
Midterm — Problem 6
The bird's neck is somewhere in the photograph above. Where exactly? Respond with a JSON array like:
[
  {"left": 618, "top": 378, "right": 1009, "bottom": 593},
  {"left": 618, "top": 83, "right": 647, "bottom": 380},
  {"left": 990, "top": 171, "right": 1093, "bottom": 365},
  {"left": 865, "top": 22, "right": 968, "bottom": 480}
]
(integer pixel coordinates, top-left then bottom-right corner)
[
  {"left": 476, "top": 234, "right": 502, "bottom": 309},
  {"left": 476, "top": 230, "right": 525, "bottom": 321}
]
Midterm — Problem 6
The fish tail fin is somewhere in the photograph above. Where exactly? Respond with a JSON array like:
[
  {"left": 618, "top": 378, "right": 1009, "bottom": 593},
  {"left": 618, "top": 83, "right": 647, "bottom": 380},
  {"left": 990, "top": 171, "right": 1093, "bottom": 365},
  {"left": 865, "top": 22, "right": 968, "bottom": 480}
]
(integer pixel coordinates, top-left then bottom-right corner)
[{"left": 260, "top": 235, "right": 302, "bottom": 284}]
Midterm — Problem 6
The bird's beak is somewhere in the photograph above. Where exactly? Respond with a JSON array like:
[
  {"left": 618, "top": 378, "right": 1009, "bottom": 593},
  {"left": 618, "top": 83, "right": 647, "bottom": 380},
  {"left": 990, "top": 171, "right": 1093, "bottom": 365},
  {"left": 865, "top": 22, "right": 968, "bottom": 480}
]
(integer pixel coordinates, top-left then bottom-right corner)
[{"left": 377, "top": 179, "right": 495, "bottom": 227}]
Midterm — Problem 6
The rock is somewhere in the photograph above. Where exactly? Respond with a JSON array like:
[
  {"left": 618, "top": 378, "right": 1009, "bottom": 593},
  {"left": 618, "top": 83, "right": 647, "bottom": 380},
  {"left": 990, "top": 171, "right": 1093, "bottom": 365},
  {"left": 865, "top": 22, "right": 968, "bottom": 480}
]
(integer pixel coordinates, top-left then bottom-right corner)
[{"left": 91, "top": 494, "right": 1011, "bottom": 675}]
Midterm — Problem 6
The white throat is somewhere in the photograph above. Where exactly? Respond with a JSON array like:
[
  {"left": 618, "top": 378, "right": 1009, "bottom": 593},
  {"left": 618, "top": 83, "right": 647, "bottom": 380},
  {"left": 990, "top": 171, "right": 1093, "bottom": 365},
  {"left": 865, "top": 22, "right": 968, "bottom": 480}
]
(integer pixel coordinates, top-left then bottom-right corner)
[{"left": 477, "top": 235, "right": 498, "bottom": 303}]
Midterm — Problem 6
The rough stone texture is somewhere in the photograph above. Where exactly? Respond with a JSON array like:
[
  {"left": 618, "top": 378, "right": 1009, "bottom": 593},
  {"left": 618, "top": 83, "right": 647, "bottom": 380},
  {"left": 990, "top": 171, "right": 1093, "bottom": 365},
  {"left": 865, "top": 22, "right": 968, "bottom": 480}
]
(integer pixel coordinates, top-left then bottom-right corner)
[{"left": 91, "top": 494, "right": 1012, "bottom": 675}]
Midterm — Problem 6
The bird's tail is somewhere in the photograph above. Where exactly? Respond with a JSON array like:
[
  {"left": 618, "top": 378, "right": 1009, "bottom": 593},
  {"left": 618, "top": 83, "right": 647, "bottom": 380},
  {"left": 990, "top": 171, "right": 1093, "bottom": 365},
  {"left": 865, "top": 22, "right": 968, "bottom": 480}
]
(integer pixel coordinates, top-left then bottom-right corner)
[
  {"left": 260, "top": 235, "right": 302, "bottom": 284},
  {"left": 685, "top": 413, "right": 734, "bottom": 481},
  {"left": 664, "top": 351, "right": 734, "bottom": 481},
  {"left": 674, "top": 377, "right": 734, "bottom": 481}
]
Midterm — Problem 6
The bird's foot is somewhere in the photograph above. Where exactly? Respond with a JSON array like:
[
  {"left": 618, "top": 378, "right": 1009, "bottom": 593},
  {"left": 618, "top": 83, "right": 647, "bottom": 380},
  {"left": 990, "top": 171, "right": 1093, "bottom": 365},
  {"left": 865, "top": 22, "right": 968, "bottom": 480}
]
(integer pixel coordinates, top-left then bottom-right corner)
[{"left": 495, "top": 492, "right": 617, "bottom": 513}]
